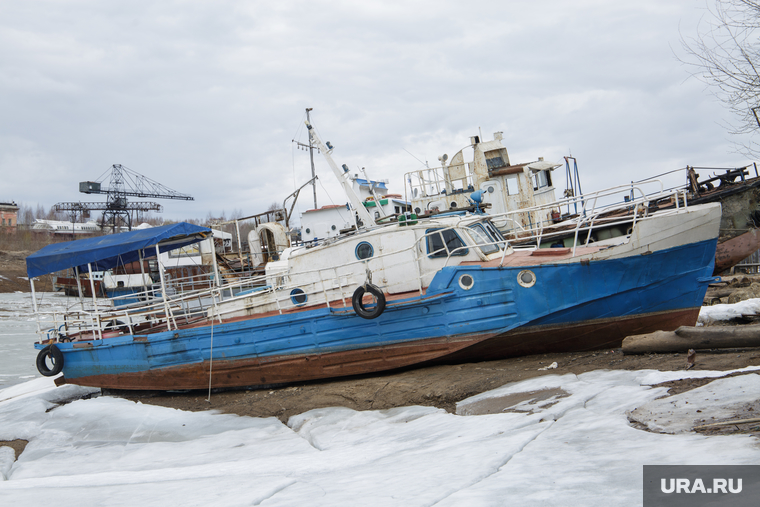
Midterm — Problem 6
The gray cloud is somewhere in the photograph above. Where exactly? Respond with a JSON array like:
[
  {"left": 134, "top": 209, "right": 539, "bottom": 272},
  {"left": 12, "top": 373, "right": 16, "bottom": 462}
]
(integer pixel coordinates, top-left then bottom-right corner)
[{"left": 0, "top": 0, "right": 745, "bottom": 223}]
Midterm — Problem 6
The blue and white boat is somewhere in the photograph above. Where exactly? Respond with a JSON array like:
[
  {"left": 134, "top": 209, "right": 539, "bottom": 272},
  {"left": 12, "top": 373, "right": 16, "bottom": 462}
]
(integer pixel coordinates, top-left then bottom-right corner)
[{"left": 26, "top": 123, "right": 723, "bottom": 390}]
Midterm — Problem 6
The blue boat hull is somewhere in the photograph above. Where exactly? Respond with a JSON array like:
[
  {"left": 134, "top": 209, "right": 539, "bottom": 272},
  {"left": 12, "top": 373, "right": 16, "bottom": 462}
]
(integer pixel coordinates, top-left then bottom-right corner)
[{"left": 44, "top": 237, "right": 718, "bottom": 390}]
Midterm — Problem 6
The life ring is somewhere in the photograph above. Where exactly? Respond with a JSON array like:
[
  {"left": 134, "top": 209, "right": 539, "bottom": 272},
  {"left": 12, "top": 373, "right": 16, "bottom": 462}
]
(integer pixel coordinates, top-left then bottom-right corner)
[
  {"left": 352, "top": 284, "right": 386, "bottom": 319},
  {"left": 36, "top": 344, "right": 64, "bottom": 376}
]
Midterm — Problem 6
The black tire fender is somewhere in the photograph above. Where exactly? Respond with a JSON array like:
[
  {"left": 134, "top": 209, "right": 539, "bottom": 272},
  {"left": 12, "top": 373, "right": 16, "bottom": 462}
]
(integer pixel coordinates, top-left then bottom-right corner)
[
  {"left": 36, "top": 344, "right": 64, "bottom": 376},
  {"left": 352, "top": 284, "right": 386, "bottom": 320}
]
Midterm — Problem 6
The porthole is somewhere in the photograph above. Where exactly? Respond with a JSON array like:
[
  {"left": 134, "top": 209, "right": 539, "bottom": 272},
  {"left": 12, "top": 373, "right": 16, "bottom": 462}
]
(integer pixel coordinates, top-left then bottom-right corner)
[
  {"left": 450, "top": 202, "right": 457, "bottom": 208},
  {"left": 487, "top": 186, "right": 495, "bottom": 193},
  {"left": 355, "top": 241, "right": 374, "bottom": 260},
  {"left": 290, "top": 288, "right": 307, "bottom": 306},
  {"left": 517, "top": 270, "right": 536, "bottom": 288},
  {"left": 458, "top": 274, "right": 475, "bottom": 290},
  {"left": 305, "top": 228, "right": 311, "bottom": 234},
  {"left": 331, "top": 225, "right": 336, "bottom": 230}
]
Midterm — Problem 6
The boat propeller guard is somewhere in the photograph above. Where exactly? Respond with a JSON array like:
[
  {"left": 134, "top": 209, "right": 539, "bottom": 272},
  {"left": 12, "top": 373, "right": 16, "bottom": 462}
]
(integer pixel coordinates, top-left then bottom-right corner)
[
  {"left": 352, "top": 283, "right": 386, "bottom": 319},
  {"left": 36, "top": 344, "right": 64, "bottom": 376}
]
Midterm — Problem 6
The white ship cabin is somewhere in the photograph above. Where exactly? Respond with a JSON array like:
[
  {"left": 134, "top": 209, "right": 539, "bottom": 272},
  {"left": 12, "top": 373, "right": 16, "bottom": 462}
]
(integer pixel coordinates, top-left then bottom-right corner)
[
  {"left": 32, "top": 219, "right": 101, "bottom": 235},
  {"left": 300, "top": 176, "right": 410, "bottom": 242},
  {"left": 160, "top": 228, "right": 232, "bottom": 269},
  {"left": 405, "top": 132, "right": 561, "bottom": 233},
  {"left": 79, "top": 228, "right": 233, "bottom": 297}
]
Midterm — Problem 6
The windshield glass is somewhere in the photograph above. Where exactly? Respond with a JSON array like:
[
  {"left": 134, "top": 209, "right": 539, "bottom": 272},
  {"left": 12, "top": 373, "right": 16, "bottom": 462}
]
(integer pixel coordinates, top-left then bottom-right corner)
[
  {"left": 426, "top": 228, "right": 468, "bottom": 258},
  {"left": 467, "top": 223, "right": 501, "bottom": 255}
]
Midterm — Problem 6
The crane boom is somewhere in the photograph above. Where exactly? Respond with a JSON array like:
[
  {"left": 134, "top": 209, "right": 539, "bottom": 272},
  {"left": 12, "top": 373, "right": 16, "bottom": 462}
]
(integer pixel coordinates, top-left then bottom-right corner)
[
  {"left": 80, "top": 164, "right": 194, "bottom": 200},
  {"left": 305, "top": 122, "right": 375, "bottom": 227},
  {"left": 68, "top": 164, "right": 194, "bottom": 232}
]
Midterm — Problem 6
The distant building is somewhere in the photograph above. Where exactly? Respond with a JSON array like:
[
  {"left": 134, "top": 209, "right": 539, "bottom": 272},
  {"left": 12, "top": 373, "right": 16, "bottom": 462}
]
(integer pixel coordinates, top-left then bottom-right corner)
[
  {"left": 0, "top": 201, "right": 19, "bottom": 233},
  {"left": 32, "top": 218, "right": 101, "bottom": 235}
]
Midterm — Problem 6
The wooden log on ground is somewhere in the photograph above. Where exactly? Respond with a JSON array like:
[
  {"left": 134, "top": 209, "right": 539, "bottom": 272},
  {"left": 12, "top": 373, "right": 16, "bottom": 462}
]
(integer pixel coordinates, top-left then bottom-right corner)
[
  {"left": 622, "top": 330, "right": 681, "bottom": 354},
  {"left": 622, "top": 325, "right": 760, "bottom": 354},
  {"left": 704, "top": 288, "right": 735, "bottom": 299}
]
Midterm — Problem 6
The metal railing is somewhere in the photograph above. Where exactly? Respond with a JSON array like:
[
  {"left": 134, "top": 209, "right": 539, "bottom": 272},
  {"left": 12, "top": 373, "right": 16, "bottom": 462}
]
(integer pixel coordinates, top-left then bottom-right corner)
[{"left": 34, "top": 181, "right": 697, "bottom": 343}]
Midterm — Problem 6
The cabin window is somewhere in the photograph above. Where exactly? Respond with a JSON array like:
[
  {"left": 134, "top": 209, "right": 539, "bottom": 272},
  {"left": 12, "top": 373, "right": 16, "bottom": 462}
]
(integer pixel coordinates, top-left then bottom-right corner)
[
  {"left": 467, "top": 224, "right": 500, "bottom": 255},
  {"left": 426, "top": 228, "right": 468, "bottom": 258},
  {"left": 483, "top": 221, "right": 505, "bottom": 243},
  {"left": 533, "top": 170, "right": 551, "bottom": 190},
  {"left": 355, "top": 241, "right": 374, "bottom": 260},
  {"left": 505, "top": 175, "right": 519, "bottom": 196},
  {"left": 486, "top": 156, "right": 507, "bottom": 170},
  {"left": 484, "top": 149, "right": 507, "bottom": 170}
]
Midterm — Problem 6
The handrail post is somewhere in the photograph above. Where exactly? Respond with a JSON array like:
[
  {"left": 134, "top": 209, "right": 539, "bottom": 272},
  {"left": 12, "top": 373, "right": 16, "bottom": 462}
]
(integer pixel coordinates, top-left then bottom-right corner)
[
  {"left": 87, "top": 263, "right": 102, "bottom": 340},
  {"left": 155, "top": 244, "right": 176, "bottom": 331}
]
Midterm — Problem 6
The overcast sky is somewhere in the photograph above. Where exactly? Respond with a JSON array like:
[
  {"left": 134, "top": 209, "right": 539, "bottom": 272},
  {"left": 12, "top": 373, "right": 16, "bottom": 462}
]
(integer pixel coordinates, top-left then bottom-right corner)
[{"left": 0, "top": 0, "right": 750, "bottom": 224}]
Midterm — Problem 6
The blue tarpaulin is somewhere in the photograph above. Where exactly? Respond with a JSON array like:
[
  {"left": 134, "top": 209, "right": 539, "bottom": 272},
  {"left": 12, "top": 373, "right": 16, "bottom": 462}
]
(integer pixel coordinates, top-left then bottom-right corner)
[{"left": 26, "top": 223, "right": 212, "bottom": 278}]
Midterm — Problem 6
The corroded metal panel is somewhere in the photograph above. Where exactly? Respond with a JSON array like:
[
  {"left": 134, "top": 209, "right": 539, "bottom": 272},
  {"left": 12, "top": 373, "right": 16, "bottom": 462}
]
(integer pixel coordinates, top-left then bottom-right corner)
[
  {"left": 61, "top": 308, "right": 702, "bottom": 391},
  {"left": 714, "top": 229, "right": 760, "bottom": 274}
]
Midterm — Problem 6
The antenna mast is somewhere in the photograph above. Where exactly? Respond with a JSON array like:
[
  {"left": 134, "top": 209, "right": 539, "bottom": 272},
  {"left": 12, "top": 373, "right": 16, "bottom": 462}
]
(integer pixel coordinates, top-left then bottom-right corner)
[
  {"left": 305, "top": 121, "right": 375, "bottom": 228},
  {"left": 306, "top": 108, "right": 317, "bottom": 209}
]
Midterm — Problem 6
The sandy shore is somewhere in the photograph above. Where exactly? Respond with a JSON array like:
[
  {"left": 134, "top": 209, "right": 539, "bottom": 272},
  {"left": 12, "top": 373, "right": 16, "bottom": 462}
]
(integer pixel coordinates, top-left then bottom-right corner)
[
  {"left": 108, "top": 347, "right": 760, "bottom": 424},
  {"left": 0, "top": 250, "right": 53, "bottom": 292}
]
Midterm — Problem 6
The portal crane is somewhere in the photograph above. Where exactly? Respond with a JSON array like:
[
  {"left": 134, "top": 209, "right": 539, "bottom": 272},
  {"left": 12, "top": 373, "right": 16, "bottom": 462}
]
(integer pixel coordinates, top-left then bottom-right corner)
[{"left": 54, "top": 164, "right": 194, "bottom": 232}]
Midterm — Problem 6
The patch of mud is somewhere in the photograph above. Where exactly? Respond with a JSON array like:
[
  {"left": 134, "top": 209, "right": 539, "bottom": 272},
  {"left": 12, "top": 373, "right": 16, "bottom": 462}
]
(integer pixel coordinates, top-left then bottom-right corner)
[
  {"left": 649, "top": 368, "right": 760, "bottom": 396},
  {"left": 108, "top": 347, "right": 760, "bottom": 423},
  {"left": 628, "top": 374, "right": 760, "bottom": 435},
  {"left": 0, "top": 440, "right": 28, "bottom": 461},
  {"left": 693, "top": 401, "right": 760, "bottom": 436},
  {"left": 456, "top": 388, "right": 569, "bottom": 416}
]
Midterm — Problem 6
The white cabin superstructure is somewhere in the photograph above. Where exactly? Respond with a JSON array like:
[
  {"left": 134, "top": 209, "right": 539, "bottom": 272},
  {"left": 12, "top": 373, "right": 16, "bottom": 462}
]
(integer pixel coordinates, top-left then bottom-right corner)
[
  {"left": 300, "top": 175, "right": 410, "bottom": 242},
  {"left": 405, "top": 132, "right": 561, "bottom": 233}
]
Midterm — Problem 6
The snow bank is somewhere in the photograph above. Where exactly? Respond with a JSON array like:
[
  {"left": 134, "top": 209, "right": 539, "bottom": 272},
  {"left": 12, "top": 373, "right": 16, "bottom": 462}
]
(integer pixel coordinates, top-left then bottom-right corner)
[
  {"left": 0, "top": 367, "right": 758, "bottom": 506},
  {"left": 699, "top": 297, "right": 760, "bottom": 323}
]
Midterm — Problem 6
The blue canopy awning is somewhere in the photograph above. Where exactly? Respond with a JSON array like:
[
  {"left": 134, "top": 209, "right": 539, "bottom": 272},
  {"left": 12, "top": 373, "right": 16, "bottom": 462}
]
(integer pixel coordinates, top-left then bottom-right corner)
[{"left": 26, "top": 223, "right": 212, "bottom": 278}]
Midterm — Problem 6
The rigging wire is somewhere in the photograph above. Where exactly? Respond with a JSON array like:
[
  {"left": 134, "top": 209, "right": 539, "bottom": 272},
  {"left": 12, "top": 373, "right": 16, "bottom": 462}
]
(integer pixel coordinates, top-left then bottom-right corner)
[{"left": 316, "top": 177, "right": 352, "bottom": 224}]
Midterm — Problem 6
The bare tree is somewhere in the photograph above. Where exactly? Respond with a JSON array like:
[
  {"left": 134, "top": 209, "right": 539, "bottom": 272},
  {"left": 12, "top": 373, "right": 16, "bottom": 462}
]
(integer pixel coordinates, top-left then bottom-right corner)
[{"left": 681, "top": 0, "right": 760, "bottom": 156}]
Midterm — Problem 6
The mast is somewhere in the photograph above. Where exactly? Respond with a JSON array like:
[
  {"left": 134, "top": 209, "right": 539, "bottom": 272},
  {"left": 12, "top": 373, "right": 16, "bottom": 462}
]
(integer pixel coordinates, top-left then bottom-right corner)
[
  {"left": 306, "top": 108, "right": 318, "bottom": 209},
  {"left": 305, "top": 121, "right": 376, "bottom": 228}
]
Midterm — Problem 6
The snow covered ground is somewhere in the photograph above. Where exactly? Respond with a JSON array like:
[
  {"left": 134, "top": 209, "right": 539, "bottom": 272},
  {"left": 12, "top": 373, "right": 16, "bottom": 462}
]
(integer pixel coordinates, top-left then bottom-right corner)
[
  {"left": 698, "top": 298, "right": 760, "bottom": 324},
  {"left": 1, "top": 367, "right": 759, "bottom": 506}
]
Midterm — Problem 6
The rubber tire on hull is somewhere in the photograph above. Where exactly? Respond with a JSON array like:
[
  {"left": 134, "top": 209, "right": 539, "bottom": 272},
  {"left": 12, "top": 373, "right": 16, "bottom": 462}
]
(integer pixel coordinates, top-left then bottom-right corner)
[
  {"left": 36, "top": 344, "right": 64, "bottom": 376},
  {"left": 352, "top": 284, "right": 386, "bottom": 319}
]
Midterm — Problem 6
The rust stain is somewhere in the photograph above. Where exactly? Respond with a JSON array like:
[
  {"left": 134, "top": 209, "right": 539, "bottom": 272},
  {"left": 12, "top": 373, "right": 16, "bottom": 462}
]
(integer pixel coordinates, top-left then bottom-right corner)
[
  {"left": 61, "top": 307, "right": 702, "bottom": 392},
  {"left": 714, "top": 229, "right": 760, "bottom": 274},
  {"left": 531, "top": 248, "right": 571, "bottom": 257}
]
